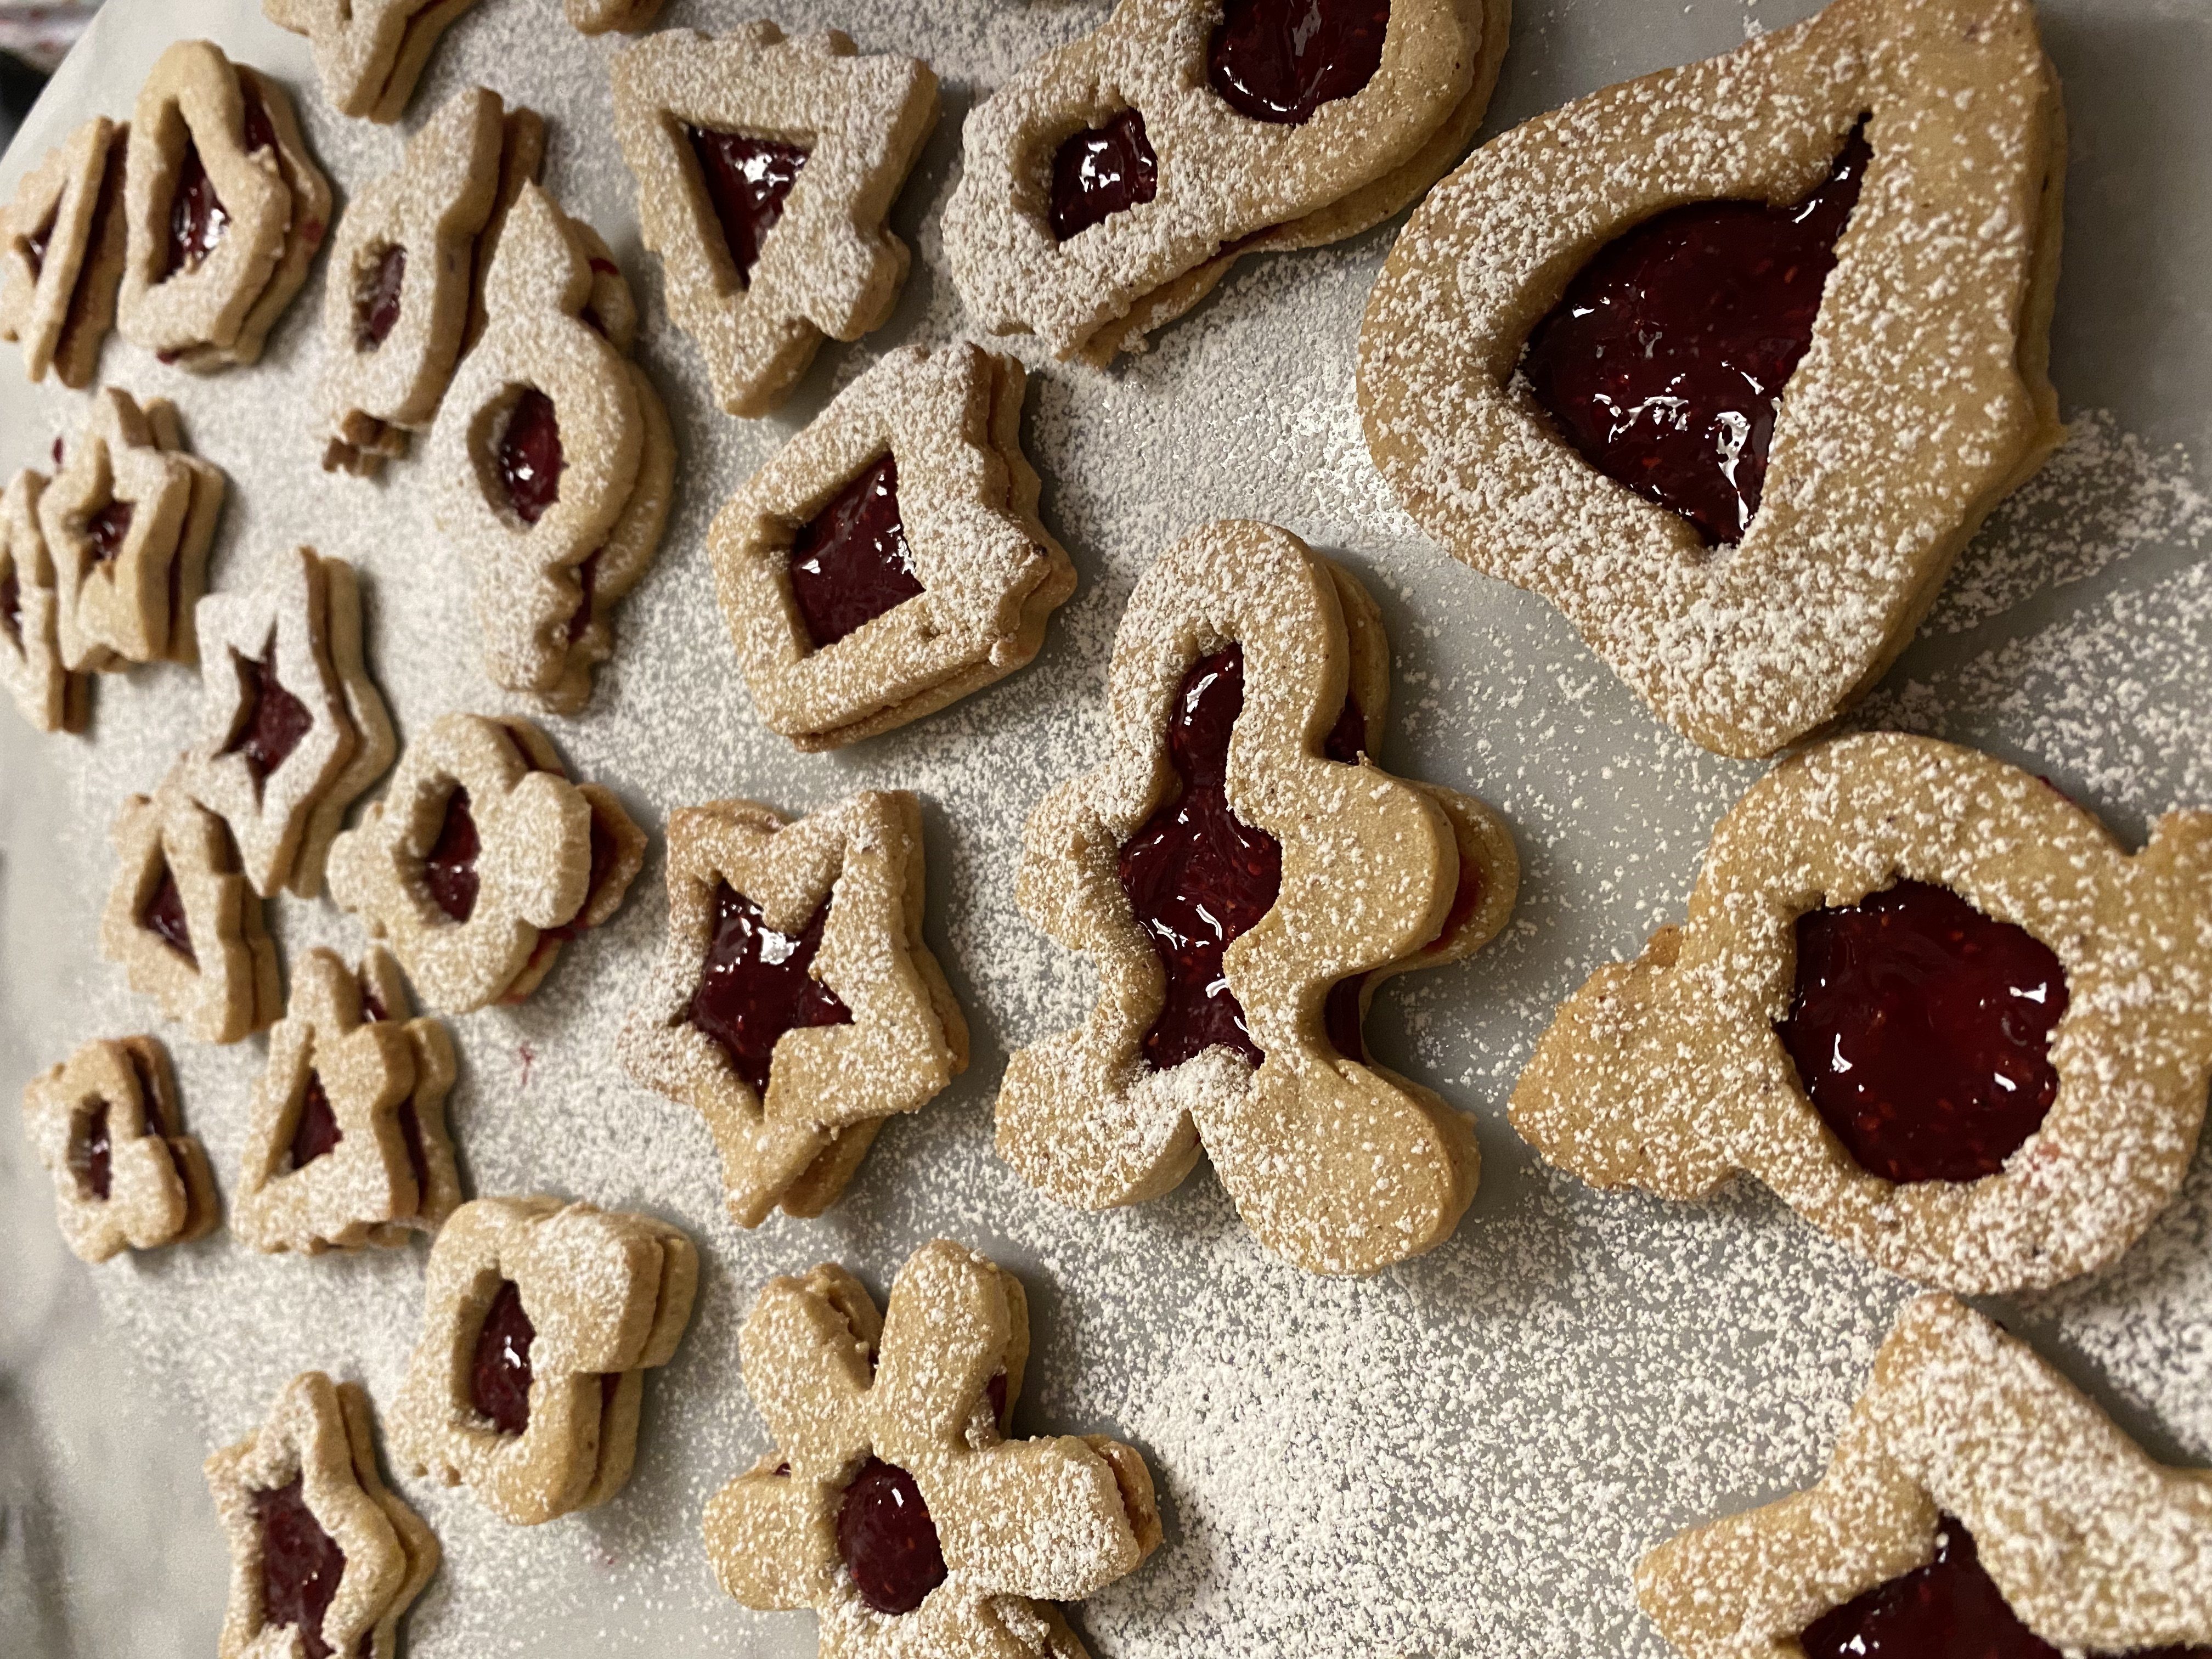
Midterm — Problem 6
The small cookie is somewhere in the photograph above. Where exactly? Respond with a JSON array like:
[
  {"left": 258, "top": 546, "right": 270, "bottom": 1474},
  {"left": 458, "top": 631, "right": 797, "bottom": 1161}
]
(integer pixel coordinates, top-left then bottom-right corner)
[
  {"left": 326, "top": 711, "right": 645, "bottom": 1013},
  {"left": 352, "top": 943, "right": 465, "bottom": 1245},
  {"left": 709, "top": 342, "right": 1077, "bottom": 751},
  {"left": 610, "top": 23, "right": 939, "bottom": 417},
  {"left": 391, "top": 1195, "right": 697, "bottom": 1525},
  {"left": 264, "top": 0, "right": 483, "bottom": 123},
  {"left": 0, "top": 113, "right": 128, "bottom": 387},
  {"left": 20, "top": 1035, "right": 218, "bottom": 1263},
  {"left": 997, "top": 520, "right": 1519, "bottom": 1276},
  {"left": 1640, "top": 1294, "right": 2212, "bottom": 1659},
  {"left": 704, "top": 1239, "right": 1161, "bottom": 1651},
  {"left": 1510, "top": 731, "right": 2212, "bottom": 1295},
  {"left": 206, "top": 1370, "right": 439, "bottom": 1659},
  {"left": 1, "top": 468, "right": 88, "bottom": 733},
  {"left": 618, "top": 791, "right": 968, "bottom": 1228}
]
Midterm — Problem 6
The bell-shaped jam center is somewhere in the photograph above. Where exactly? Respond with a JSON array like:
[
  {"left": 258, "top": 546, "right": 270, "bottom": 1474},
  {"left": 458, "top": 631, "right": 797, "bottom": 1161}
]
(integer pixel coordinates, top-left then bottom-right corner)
[
  {"left": 837, "top": 1457, "right": 947, "bottom": 1617},
  {"left": 165, "top": 140, "right": 230, "bottom": 279},
  {"left": 251, "top": 1477, "right": 347, "bottom": 1659},
  {"left": 1776, "top": 879, "right": 2066, "bottom": 1186},
  {"left": 471, "top": 1279, "right": 535, "bottom": 1435},
  {"left": 498, "top": 389, "right": 563, "bottom": 524},
  {"left": 1050, "top": 109, "right": 1159, "bottom": 242},
  {"left": 74, "top": 1101, "right": 114, "bottom": 1201},
  {"left": 1522, "top": 119, "right": 1871, "bottom": 547},
  {"left": 86, "top": 499, "right": 133, "bottom": 565},
  {"left": 289, "top": 1073, "right": 344, "bottom": 1171},
  {"left": 223, "top": 642, "right": 313, "bottom": 792},
  {"left": 686, "top": 127, "right": 809, "bottom": 285},
  {"left": 422, "top": 787, "right": 481, "bottom": 923},
  {"left": 356, "top": 245, "right": 406, "bottom": 348},
  {"left": 787, "top": 455, "right": 923, "bottom": 649},
  {"left": 686, "top": 882, "right": 853, "bottom": 1097},
  {"left": 1119, "top": 647, "right": 1283, "bottom": 1071},
  {"left": 1208, "top": 0, "right": 1391, "bottom": 125},
  {"left": 142, "top": 860, "right": 195, "bottom": 964}
]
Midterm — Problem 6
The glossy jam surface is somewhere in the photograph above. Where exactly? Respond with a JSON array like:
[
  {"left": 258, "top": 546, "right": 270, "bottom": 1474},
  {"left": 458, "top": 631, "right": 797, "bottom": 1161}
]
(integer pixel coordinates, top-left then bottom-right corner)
[
  {"left": 357, "top": 245, "right": 405, "bottom": 348},
  {"left": 75, "top": 1101, "right": 113, "bottom": 1200},
  {"left": 423, "top": 787, "right": 481, "bottom": 924},
  {"left": 1209, "top": 0, "right": 1391, "bottom": 124},
  {"left": 1119, "top": 647, "right": 1282, "bottom": 1070},
  {"left": 787, "top": 455, "right": 923, "bottom": 648},
  {"left": 1521, "top": 122, "right": 1871, "bottom": 546},
  {"left": 165, "top": 142, "right": 229, "bottom": 279},
  {"left": 143, "top": 863, "right": 195, "bottom": 964},
  {"left": 685, "top": 883, "right": 852, "bottom": 1097},
  {"left": 290, "top": 1073, "right": 343, "bottom": 1171},
  {"left": 1050, "top": 109, "right": 1159, "bottom": 242},
  {"left": 1778, "top": 879, "right": 2067, "bottom": 1186},
  {"left": 470, "top": 1279, "right": 535, "bottom": 1435},
  {"left": 251, "top": 1477, "right": 347, "bottom": 1659},
  {"left": 86, "top": 499, "right": 133, "bottom": 564},
  {"left": 686, "top": 127, "right": 808, "bottom": 285},
  {"left": 836, "top": 1457, "right": 947, "bottom": 1617},
  {"left": 223, "top": 644, "right": 313, "bottom": 790},
  {"left": 498, "top": 390, "right": 563, "bottom": 525}
]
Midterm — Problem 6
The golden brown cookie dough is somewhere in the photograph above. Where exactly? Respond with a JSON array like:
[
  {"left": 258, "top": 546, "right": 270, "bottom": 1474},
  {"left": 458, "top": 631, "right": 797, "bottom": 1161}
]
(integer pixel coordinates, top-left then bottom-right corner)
[
  {"left": 0, "top": 114, "right": 128, "bottom": 388},
  {"left": 20, "top": 1035, "right": 218, "bottom": 1263},
  {"left": 0, "top": 467, "right": 88, "bottom": 733}
]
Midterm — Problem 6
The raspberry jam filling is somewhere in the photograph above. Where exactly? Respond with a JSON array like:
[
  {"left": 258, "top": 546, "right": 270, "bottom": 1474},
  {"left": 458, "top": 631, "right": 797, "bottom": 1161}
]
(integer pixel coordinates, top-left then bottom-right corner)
[
  {"left": 290, "top": 1073, "right": 343, "bottom": 1171},
  {"left": 1050, "top": 109, "right": 1159, "bottom": 242},
  {"left": 86, "top": 499, "right": 133, "bottom": 564},
  {"left": 686, "top": 882, "right": 853, "bottom": 1097},
  {"left": 165, "top": 141, "right": 230, "bottom": 279},
  {"left": 787, "top": 455, "right": 923, "bottom": 648},
  {"left": 423, "top": 787, "right": 481, "bottom": 924},
  {"left": 471, "top": 1279, "right": 535, "bottom": 1435},
  {"left": 142, "top": 861, "right": 195, "bottom": 964},
  {"left": 1209, "top": 0, "right": 1391, "bottom": 125},
  {"left": 74, "top": 1101, "right": 113, "bottom": 1200},
  {"left": 356, "top": 245, "right": 405, "bottom": 348},
  {"left": 1521, "top": 119, "right": 1871, "bottom": 546},
  {"left": 836, "top": 1457, "right": 947, "bottom": 1616},
  {"left": 250, "top": 1477, "right": 347, "bottom": 1659},
  {"left": 498, "top": 390, "right": 563, "bottom": 524},
  {"left": 1776, "top": 879, "right": 2067, "bottom": 1186},
  {"left": 223, "top": 643, "right": 313, "bottom": 790},
  {"left": 1120, "top": 647, "right": 1282, "bottom": 1071},
  {"left": 686, "top": 127, "right": 809, "bottom": 285},
  {"left": 241, "top": 82, "right": 277, "bottom": 156},
  {"left": 1, "top": 569, "right": 21, "bottom": 648}
]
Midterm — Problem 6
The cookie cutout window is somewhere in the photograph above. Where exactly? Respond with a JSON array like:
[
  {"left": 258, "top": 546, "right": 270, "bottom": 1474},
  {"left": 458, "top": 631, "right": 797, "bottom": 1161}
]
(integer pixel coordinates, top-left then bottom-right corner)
[
  {"left": 0, "top": 113, "right": 127, "bottom": 388},
  {"left": 20, "top": 1035, "right": 218, "bottom": 1262},
  {"left": 263, "top": 0, "right": 484, "bottom": 123},
  {"left": 0, "top": 467, "right": 87, "bottom": 733}
]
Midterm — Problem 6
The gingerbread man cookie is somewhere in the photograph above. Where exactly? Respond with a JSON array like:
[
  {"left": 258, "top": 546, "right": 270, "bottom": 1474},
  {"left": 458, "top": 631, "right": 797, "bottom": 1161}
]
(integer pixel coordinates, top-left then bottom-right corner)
[
  {"left": 618, "top": 791, "right": 968, "bottom": 1228},
  {"left": 997, "top": 520, "right": 1518, "bottom": 1276},
  {"left": 21, "top": 1035, "right": 218, "bottom": 1264},
  {"left": 0, "top": 113, "right": 127, "bottom": 388},
  {"left": 705, "top": 1239, "right": 1161, "bottom": 1654},
  {"left": 327, "top": 712, "right": 645, "bottom": 1013},
  {"left": 1512, "top": 732, "right": 2212, "bottom": 1295},
  {"left": 206, "top": 1370, "right": 438, "bottom": 1659},
  {"left": 610, "top": 23, "right": 939, "bottom": 417},
  {"left": 1640, "top": 1295, "right": 2212, "bottom": 1659},
  {"left": 1358, "top": 0, "right": 2066, "bottom": 759},
  {"left": 943, "top": 0, "right": 1508, "bottom": 365},
  {"left": 391, "top": 1195, "right": 697, "bottom": 1525},
  {"left": 264, "top": 0, "right": 482, "bottom": 123},
  {"left": 1, "top": 468, "right": 88, "bottom": 733},
  {"left": 709, "top": 342, "right": 1077, "bottom": 751}
]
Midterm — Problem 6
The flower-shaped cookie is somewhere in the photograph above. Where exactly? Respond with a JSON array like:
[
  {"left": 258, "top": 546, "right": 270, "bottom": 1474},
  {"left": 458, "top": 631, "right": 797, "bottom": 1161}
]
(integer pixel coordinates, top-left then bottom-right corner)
[
  {"left": 943, "top": 0, "right": 1506, "bottom": 365},
  {"left": 619, "top": 791, "right": 968, "bottom": 1228},
  {"left": 1511, "top": 732, "right": 2212, "bottom": 1295},
  {"left": 20, "top": 1034, "right": 218, "bottom": 1263},
  {"left": 611, "top": 24, "right": 939, "bottom": 417},
  {"left": 206, "top": 1370, "right": 438, "bottom": 1659},
  {"left": 998, "top": 520, "right": 1518, "bottom": 1276},
  {"left": 710, "top": 342, "right": 1077, "bottom": 751},
  {"left": 391, "top": 1195, "right": 697, "bottom": 1525},
  {"left": 705, "top": 1239, "right": 1162, "bottom": 1654},
  {"left": 0, "top": 112, "right": 127, "bottom": 388},
  {"left": 328, "top": 712, "right": 645, "bottom": 1013},
  {"left": 102, "top": 764, "right": 282, "bottom": 1045},
  {"left": 1, "top": 467, "right": 87, "bottom": 733},
  {"left": 1358, "top": 0, "right": 2066, "bottom": 759},
  {"left": 1640, "top": 1294, "right": 2212, "bottom": 1659},
  {"left": 264, "top": 0, "right": 483, "bottom": 123}
]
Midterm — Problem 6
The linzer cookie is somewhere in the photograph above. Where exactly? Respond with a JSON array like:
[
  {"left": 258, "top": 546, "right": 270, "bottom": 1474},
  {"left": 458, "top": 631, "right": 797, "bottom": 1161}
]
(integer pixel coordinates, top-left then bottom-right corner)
[
  {"left": 326, "top": 711, "right": 645, "bottom": 1013},
  {"left": 709, "top": 342, "right": 1076, "bottom": 751},
  {"left": 610, "top": 24, "right": 939, "bottom": 417},
  {"left": 997, "top": 520, "right": 1519, "bottom": 1276},
  {"left": 1511, "top": 732, "right": 2212, "bottom": 1295},
  {"left": 264, "top": 0, "right": 482, "bottom": 123},
  {"left": 944, "top": 0, "right": 1507, "bottom": 366},
  {"left": 1, "top": 468, "right": 88, "bottom": 733},
  {"left": 21, "top": 1035, "right": 218, "bottom": 1263},
  {"left": 1357, "top": 0, "right": 2067, "bottom": 759},
  {"left": 618, "top": 791, "right": 968, "bottom": 1228},
  {"left": 1640, "top": 1295, "right": 2212, "bottom": 1659},
  {"left": 391, "top": 1195, "right": 697, "bottom": 1526},
  {"left": 704, "top": 1239, "right": 1161, "bottom": 1651},
  {"left": 206, "top": 1370, "right": 438, "bottom": 1659},
  {"left": 0, "top": 114, "right": 127, "bottom": 388}
]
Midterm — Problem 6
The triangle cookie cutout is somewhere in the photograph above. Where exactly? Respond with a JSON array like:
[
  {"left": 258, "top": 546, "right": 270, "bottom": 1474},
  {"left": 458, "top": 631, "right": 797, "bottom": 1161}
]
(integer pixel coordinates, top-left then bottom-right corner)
[
  {"left": 264, "top": 0, "right": 483, "bottom": 123},
  {"left": 0, "top": 114, "right": 129, "bottom": 388}
]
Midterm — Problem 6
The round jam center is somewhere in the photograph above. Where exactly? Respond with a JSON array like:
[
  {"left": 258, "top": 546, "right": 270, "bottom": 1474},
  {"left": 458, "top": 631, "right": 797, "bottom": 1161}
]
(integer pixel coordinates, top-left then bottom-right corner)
[
  {"left": 142, "top": 862, "right": 195, "bottom": 965},
  {"left": 1050, "top": 109, "right": 1159, "bottom": 242},
  {"left": 471, "top": 1279, "right": 535, "bottom": 1435},
  {"left": 686, "top": 127, "right": 809, "bottom": 285},
  {"left": 289, "top": 1073, "right": 344, "bottom": 1171},
  {"left": 422, "top": 787, "right": 481, "bottom": 923},
  {"left": 165, "top": 140, "right": 229, "bottom": 279},
  {"left": 223, "top": 643, "right": 313, "bottom": 791},
  {"left": 357, "top": 245, "right": 406, "bottom": 348},
  {"left": 836, "top": 1457, "right": 947, "bottom": 1617},
  {"left": 786, "top": 454, "right": 923, "bottom": 649},
  {"left": 1776, "top": 879, "right": 2067, "bottom": 1186},
  {"left": 685, "top": 882, "right": 853, "bottom": 1098},
  {"left": 1119, "top": 646, "right": 1283, "bottom": 1071},
  {"left": 498, "top": 389, "right": 563, "bottom": 525},
  {"left": 250, "top": 1476, "right": 347, "bottom": 1659},
  {"left": 1521, "top": 120, "right": 1871, "bottom": 547},
  {"left": 75, "top": 1101, "right": 113, "bottom": 1201},
  {"left": 1209, "top": 0, "right": 1391, "bottom": 125},
  {"left": 86, "top": 499, "right": 134, "bottom": 565}
]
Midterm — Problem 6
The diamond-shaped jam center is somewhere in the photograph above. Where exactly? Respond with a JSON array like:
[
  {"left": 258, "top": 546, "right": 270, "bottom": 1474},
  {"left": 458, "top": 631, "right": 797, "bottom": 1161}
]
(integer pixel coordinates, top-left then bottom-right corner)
[
  {"left": 423, "top": 787, "right": 481, "bottom": 923},
  {"left": 686, "top": 882, "right": 852, "bottom": 1097},
  {"left": 786, "top": 455, "right": 923, "bottom": 649}
]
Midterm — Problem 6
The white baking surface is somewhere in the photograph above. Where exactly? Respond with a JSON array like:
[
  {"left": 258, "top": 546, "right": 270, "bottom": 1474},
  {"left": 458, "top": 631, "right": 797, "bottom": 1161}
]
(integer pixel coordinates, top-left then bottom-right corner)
[{"left": 2, "top": 0, "right": 2209, "bottom": 1655}]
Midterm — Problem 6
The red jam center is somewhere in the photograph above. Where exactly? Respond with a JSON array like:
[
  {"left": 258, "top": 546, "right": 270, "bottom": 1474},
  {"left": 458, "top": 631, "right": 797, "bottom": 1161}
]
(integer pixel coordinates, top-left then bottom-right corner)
[
  {"left": 75, "top": 1101, "right": 113, "bottom": 1201},
  {"left": 1050, "top": 109, "right": 1159, "bottom": 242},
  {"left": 290, "top": 1073, "right": 344, "bottom": 1171},
  {"left": 223, "top": 644, "right": 313, "bottom": 791},
  {"left": 1119, "top": 647, "right": 1283, "bottom": 1071},
  {"left": 1777, "top": 879, "right": 2067, "bottom": 1186},
  {"left": 836, "top": 1457, "right": 947, "bottom": 1617},
  {"left": 498, "top": 390, "right": 562, "bottom": 525},
  {"left": 1208, "top": 0, "right": 1391, "bottom": 124},
  {"left": 686, "top": 127, "right": 808, "bottom": 285},
  {"left": 357, "top": 245, "right": 405, "bottom": 348},
  {"left": 86, "top": 499, "right": 133, "bottom": 564},
  {"left": 143, "top": 862, "right": 195, "bottom": 964},
  {"left": 787, "top": 455, "right": 923, "bottom": 649},
  {"left": 1521, "top": 120, "right": 1871, "bottom": 546},
  {"left": 471, "top": 1279, "right": 535, "bottom": 1435},
  {"left": 686, "top": 882, "right": 853, "bottom": 1097},
  {"left": 1, "top": 569, "right": 21, "bottom": 648},
  {"left": 251, "top": 1477, "right": 347, "bottom": 1659},
  {"left": 423, "top": 787, "right": 481, "bottom": 923},
  {"left": 165, "top": 140, "right": 230, "bottom": 279},
  {"left": 241, "top": 82, "right": 277, "bottom": 156}
]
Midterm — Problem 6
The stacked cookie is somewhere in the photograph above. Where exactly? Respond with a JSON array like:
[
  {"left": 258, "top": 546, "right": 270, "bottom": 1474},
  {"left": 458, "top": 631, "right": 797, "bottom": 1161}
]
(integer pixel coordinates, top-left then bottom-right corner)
[
  {"left": 0, "top": 114, "right": 128, "bottom": 388},
  {"left": 0, "top": 467, "right": 88, "bottom": 733}
]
